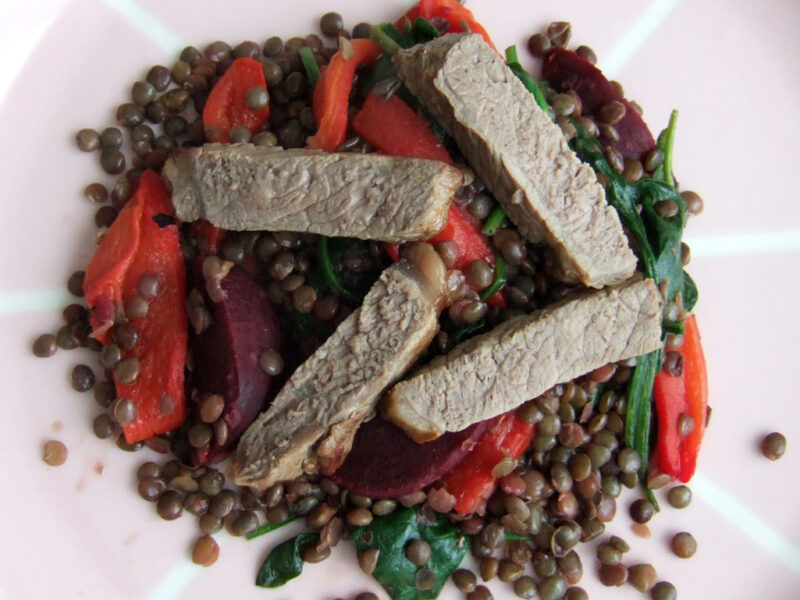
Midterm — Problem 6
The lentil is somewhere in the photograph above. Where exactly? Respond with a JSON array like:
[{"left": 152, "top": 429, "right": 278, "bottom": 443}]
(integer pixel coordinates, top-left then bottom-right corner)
[
  {"left": 628, "top": 564, "right": 657, "bottom": 593},
  {"left": 157, "top": 490, "right": 183, "bottom": 520},
  {"left": 357, "top": 548, "right": 380, "bottom": 575},
  {"left": 192, "top": 535, "right": 219, "bottom": 566},
  {"left": 138, "top": 477, "right": 166, "bottom": 501},
  {"left": 651, "top": 581, "right": 678, "bottom": 600},
  {"left": 546, "top": 21, "right": 572, "bottom": 47},
  {"left": 452, "top": 568, "right": 477, "bottom": 593},
  {"left": 71, "top": 364, "right": 95, "bottom": 391},
  {"left": 112, "top": 398, "right": 138, "bottom": 426},
  {"left": 33, "top": 334, "right": 57, "bottom": 357},
  {"left": 671, "top": 531, "right": 697, "bottom": 558},
  {"left": 113, "top": 357, "right": 140, "bottom": 384},
  {"left": 761, "top": 432, "right": 787, "bottom": 460},
  {"left": 539, "top": 575, "right": 567, "bottom": 600},
  {"left": 43, "top": 440, "right": 68, "bottom": 466},
  {"left": 92, "top": 413, "right": 115, "bottom": 439},
  {"left": 76, "top": 128, "right": 100, "bottom": 151},
  {"left": 527, "top": 33, "right": 552, "bottom": 58},
  {"left": 630, "top": 499, "right": 655, "bottom": 524},
  {"left": 468, "top": 585, "right": 493, "bottom": 600},
  {"left": 565, "top": 588, "right": 589, "bottom": 600},
  {"left": 209, "top": 490, "right": 236, "bottom": 519},
  {"left": 598, "top": 562, "right": 627, "bottom": 587}
]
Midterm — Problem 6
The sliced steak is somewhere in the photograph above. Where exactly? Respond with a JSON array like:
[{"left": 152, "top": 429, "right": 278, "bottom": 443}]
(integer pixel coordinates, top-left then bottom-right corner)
[
  {"left": 229, "top": 245, "right": 447, "bottom": 490},
  {"left": 383, "top": 278, "right": 663, "bottom": 441},
  {"left": 163, "top": 144, "right": 461, "bottom": 242},
  {"left": 393, "top": 34, "right": 637, "bottom": 288}
]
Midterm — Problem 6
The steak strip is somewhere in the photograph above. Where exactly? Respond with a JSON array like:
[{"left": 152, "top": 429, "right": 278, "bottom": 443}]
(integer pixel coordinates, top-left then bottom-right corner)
[
  {"left": 229, "top": 246, "right": 447, "bottom": 490},
  {"left": 163, "top": 144, "right": 461, "bottom": 242},
  {"left": 383, "top": 278, "right": 663, "bottom": 442},
  {"left": 393, "top": 34, "right": 637, "bottom": 287}
]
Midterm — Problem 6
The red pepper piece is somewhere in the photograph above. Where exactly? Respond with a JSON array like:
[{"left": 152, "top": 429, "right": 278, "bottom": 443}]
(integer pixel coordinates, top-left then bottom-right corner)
[
  {"left": 352, "top": 91, "right": 505, "bottom": 307},
  {"left": 442, "top": 411, "right": 535, "bottom": 515},
  {"left": 203, "top": 57, "right": 270, "bottom": 143},
  {"left": 308, "top": 39, "right": 381, "bottom": 152},
  {"left": 395, "top": 0, "right": 496, "bottom": 50},
  {"left": 84, "top": 190, "right": 144, "bottom": 343},
  {"left": 429, "top": 204, "right": 492, "bottom": 271},
  {"left": 541, "top": 48, "right": 656, "bottom": 161},
  {"left": 189, "top": 219, "right": 226, "bottom": 256},
  {"left": 653, "top": 315, "right": 709, "bottom": 483},
  {"left": 118, "top": 171, "right": 188, "bottom": 442},
  {"left": 353, "top": 92, "right": 453, "bottom": 164}
]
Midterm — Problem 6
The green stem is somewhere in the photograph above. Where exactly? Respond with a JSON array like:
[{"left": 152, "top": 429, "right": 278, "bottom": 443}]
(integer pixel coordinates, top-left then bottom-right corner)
[
  {"left": 318, "top": 237, "right": 360, "bottom": 305},
  {"left": 298, "top": 47, "right": 321, "bottom": 87},
  {"left": 372, "top": 25, "right": 402, "bottom": 56},
  {"left": 658, "top": 109, "right": 679, "bottom": 187},
  {"left": 624, "top": 349, "right": 663, "bottom": 511},
  {"left": 480, "top": 255, "right": 506, "bottom": 301},
  {"left": 505, "top": 45, "right": 550, "bottom": 114},
  {"left": 247, "top": 514, "right": 300, "bottom": 540},
  {"left": 482, "top": 205, "right": 506, "bottom": 236}
]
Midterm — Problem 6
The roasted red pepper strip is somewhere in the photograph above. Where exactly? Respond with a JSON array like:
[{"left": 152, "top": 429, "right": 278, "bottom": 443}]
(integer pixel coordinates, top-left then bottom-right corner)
[
  {"left": 353, "top": 92, "right": 453, "bottom": 164},
  {"left": 308, "top": 39, "right": 381, "bottom": 152},
  {"left": 118, "top": 171, "right": 187, "bottom": 442},
  {"left": 653, "top": 315, "right": 708, "bottom": 483},
  {"left": 442, "top": 411, "right": 535, "bottom": 515},
  {"left": 84, "top": 189, "right": 144, "bottom": 343},
  {"left": 395, "top": 0, "right": 496, "bottom": 50},
  {"left": 203, "top": 57, "right": 270, "bottom": 143},
  {"left": 352, "top": 91, "right": 505, "bottom": 307},
  {"left": 542, "top": 48, "right": 655, "bottom": 161},
  {"left": 85, "top": 171, "right": 188, "bottom": 442}
]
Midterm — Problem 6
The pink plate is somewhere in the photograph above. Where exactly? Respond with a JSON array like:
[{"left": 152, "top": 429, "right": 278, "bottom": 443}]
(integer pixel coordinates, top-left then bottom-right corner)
[{"left": 1, "top": 1, "right": 799, "bottom": 598}]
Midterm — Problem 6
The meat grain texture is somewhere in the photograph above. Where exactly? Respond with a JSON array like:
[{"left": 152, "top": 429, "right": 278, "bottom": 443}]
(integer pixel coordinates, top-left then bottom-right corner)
[
  {"left": 383, "top": 278, "right": 663, "bottom": 441},
  {"left": 163, "top": 144, "right": 461, "bottom": 242},
  {"left": 393, "top": 34, "right": 637, "bottom": 288},
  {"left": 230, "top": 258, "right": 446, "bottom": 490}
]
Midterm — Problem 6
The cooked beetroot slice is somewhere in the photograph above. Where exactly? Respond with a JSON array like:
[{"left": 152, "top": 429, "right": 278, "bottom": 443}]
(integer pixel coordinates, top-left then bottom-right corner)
[
  {"left": 191, "top": 266, "right": 280, "bottom": 465},
  {"left": 330, "top": 415, "right": 488, "bottom": 499},
  {"left": 542, "top": 47, "right": 656, "bottom": 161}
]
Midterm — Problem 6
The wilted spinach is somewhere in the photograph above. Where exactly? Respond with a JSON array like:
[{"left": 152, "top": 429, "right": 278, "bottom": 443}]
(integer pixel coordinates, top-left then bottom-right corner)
[
  {"left": 569, "top": 116, "right": 698, "bottom": 507},
  {"left": 351, "top": 506, "right": 467, "bottom": 600},
  {"left": 255, "top": 532, "right": 319, "bottom": 588}
]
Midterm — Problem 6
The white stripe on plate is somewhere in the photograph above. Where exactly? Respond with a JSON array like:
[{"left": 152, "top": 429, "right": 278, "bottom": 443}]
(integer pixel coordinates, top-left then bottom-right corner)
[
  {"left": 0, "top": 289, "right": 73, "bottom": 316},
  {"left": 0, "top": 1, "right": 66, "bottom": 111},
  {"left": 103, "top": 0, "right": 186, "bottom": 53},
  {"left": 689, "top": 230, "right": 800, "bottom": 258},
  {"left": 147, "top": 560, "right": 202, "bottom": 600},
  {"left": 601, "top": 0, "right": 682, "bottom": 79},
  {"left": 691, "top": 472, "right": 800, "bottom": 575}
]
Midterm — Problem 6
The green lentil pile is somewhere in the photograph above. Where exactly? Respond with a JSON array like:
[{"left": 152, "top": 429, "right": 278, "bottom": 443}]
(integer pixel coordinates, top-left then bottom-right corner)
[{"left": 32, "top": 9, "right": 784, "bottom": 600}]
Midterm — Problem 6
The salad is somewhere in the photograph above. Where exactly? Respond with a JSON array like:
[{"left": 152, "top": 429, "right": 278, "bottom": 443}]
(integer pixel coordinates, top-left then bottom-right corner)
[{"left": 30, "top": 1, "right": 735, "bottom": 599}]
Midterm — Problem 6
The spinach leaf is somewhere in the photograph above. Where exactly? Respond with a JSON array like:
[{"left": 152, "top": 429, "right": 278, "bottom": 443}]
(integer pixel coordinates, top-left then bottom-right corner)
[
  {"left": 352, "top": 507, "right": 467, "bottom": 600},
  {"left": 313, "top": 237, "right": 387, "bottom": 307},
  {"left": 255, "top": 532, "right": 319, "bottom": 588},
  {"left": 570, "top": 119, "right": 700, "bottom": 507},
  {"left": 374, "top": 23, "right": 408, "bottom": 54},
  {"left": 412, "top": 17, "right": 440, "bottom": 43},
  {"left": 569, "top": 126, "right": 696, "bottom": 310}
]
